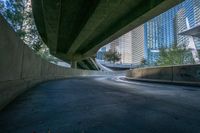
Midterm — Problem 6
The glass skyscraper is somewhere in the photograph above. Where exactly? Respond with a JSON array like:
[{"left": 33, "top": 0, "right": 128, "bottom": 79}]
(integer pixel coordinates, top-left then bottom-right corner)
[{"left": 145, "top": 0, "right": 200, "bottom": 65}]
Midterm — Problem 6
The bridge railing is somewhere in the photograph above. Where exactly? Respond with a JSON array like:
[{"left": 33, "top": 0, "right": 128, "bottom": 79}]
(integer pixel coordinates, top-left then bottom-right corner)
[{"left": 126, "top": 64, "right": 200, "bottom": 86}]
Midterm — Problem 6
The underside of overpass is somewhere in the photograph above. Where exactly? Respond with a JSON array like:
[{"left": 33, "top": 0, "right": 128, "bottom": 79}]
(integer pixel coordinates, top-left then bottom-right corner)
[
  {"left": 2, "top": 1, "right": 200, "bottom": 132},
  {"left": 31, "top": 0, "right": 183, "bottom": 69}
]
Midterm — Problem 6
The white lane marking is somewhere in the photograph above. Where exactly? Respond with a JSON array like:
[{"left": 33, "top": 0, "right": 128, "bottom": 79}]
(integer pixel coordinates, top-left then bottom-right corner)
[{"left": 111, "top": 76, "right": 181, "bottom": 89}]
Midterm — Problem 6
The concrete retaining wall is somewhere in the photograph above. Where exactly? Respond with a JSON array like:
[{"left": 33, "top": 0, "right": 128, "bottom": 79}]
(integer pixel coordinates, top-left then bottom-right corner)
[
  {"left": 0, "top": 15, "right": 117, "bottom": 110},
  {"left": 126, "top": 65, "right": 200, "bottom": 85}
]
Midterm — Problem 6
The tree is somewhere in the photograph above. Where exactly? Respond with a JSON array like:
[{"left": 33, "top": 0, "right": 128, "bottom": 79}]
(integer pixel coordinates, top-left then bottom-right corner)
[
  {"left": 156, "top": 44, "right": 194, "bottom": 66},
  {"left": 0, "top": 0, "right": 42, "bottom": 51},
  {"left": 37, "top": 45, "right": 59, "bottom": 63},
  {"left": 0, "top": 0, "right": 62, "bottom": 63},
  {"left": 140, "top": 58, "right": 148, "bottom": 67},
  {"left": 104, "top": 49, "right": 121, "bottom": 63}
]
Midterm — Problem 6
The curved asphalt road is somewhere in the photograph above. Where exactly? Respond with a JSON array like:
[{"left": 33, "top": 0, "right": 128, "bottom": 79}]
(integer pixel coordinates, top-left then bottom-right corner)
[{"left": 0, "top": 76, "right": 200, "bottom": 133}]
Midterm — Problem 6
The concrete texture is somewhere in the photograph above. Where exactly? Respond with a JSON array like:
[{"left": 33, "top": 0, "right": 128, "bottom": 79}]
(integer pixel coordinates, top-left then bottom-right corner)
[
  {"left": 0, "top": 80, "right": 28, "bottom": 111},
  {"left": 22, "top": 46, "right": 42, "bottom": 79},
  {"left": 0, "top": 76, "right": 200, "bottom": 133},
  {"left": 130, "top": 69, "right": 143, "bottom": 78},
  {"left": 142, "top": 67, "right": 173, "bottom": 81},
  {"left": 0, "top": 15, "right": 118, "bottom": 110},
  {"left": 0, "top": 16, "right": 23, "bottom": 81},
  {"left": 126, "top": 65, "right": 200, "bottom": 85},
  {"left": 32, "top": 0, "right": 183, "bottom": 61},
  {"left": 173, "top": 64, "right": 200, "bottom": 82}
]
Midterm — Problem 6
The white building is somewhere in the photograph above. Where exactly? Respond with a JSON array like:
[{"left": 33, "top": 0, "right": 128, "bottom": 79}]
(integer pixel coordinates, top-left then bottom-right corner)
[
  {"left": 131, "top": 25, "right": 145, "bottom": 65},
  {"left": 102, "top": 24, "right": 145, "bottom": 65}
]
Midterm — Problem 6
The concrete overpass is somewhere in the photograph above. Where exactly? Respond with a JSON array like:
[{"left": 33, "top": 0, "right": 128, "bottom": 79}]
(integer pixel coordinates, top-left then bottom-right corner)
[
  {"left": 1, "top": 0, "right": 185, "bottom": 111},
  {"left": 31, "top": 0, "right": 183, "bottom": 69},
  {"left": 3, "top": 1, "right": 200, "bottom": 132}
]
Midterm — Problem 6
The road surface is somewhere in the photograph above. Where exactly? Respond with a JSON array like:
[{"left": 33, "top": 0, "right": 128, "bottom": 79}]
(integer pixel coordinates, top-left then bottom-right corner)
[{"left": 0, "top": 76, "right": 200, "bottom": 133}]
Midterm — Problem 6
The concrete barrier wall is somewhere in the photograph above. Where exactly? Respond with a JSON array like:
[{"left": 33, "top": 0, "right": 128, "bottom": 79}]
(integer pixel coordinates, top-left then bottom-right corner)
[
  {"left": 141, "top": 67, "right": 173, "bottom": 81},
  {"left": 126, "top": 64, "right": 200, "bottom": 85},
  {"left": 172, "top": 65, "right": 200, "bottom": 83},
  {"left": 0, "top": 15, "right": 118, "bottom": 110}
]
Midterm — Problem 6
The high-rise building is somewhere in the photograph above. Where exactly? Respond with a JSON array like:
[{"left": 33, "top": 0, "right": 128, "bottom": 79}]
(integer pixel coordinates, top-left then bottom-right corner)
[
  {"left": 190, "top": 0, "right": 200, "bottom": 49},
  {"left": 103, "top": 32, "right": 133, "bottom": 64},
  {"left": 144, "top": 4, "right": 182, "bottom": 64},
  {"left": 98, "top": 24, "right": 145, "bottom": 65},
  {"left": 97, "top": 25, "right": 144, "bottom": 65},
  {"left": 117, "top": 32, "right": 133, "bottom": 64},
  {"left": 175, "top": 8, "right": 189, "bottom": 47},
  {"left": 96, "top": 47, "right": 106, "bottom": 60},
  {"left": 193, "top": 0, "right": 200, "bottom": 24},
  {"left": 175, "top": 8, "right": 200, "bottom": 63},
  {"left": 144, "top": 0, "right": 200, "bottom": 64},
  {"left": 132, "top": 25, "right": 145, "bottom": 65}
]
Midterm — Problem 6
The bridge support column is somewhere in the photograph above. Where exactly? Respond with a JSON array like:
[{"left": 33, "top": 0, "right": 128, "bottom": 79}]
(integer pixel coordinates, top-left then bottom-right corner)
[{"left": 71, "top": 61, "right": 77, "bottom": 68}]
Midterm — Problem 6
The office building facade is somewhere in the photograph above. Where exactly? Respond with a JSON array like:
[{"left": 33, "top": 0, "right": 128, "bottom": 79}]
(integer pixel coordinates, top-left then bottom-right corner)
[
  {"left": 132, "top": 25, "right": 145, "bottom": 65},
  {"left": 144, "top": 4, "right": 182, "bottom": 64},
  {"left": 102, "top": 32, "right": 133, "bottom": 64},
  {"left": 96, "top": 24, "right": 145, "bottom": 65},
  {"left": 145, "top": 0, "right": 200, "bottom": 64}
]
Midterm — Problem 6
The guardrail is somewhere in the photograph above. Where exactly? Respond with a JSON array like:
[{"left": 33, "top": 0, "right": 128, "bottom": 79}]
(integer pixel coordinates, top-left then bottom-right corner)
[{"left": 126, "top": 64, "right": 200, "bottom": 86}]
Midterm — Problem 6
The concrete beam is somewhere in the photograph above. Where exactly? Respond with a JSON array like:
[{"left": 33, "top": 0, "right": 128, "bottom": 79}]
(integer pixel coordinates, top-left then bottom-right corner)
[{"left": 32, "top": 0, "right": 183, "bottom": 61}]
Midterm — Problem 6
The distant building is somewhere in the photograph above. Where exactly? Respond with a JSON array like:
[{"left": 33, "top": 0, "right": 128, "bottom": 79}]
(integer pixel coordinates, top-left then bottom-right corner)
[
  {"left": 99, "top": 25, "right": 145, "bottom": 65},
  {"left": 96, "top": 46, "right": 107, "bottom": 60},
  {"left": 96, "top": 32, "right": 132, "bottom": 64},
  {"left": 117, "top": 32, "right": 133, "bottom": 64},
  {"left": 144, "top": 4, "right": 182, "bottom": 65},
  {"left": 103, "top": 34, "right": 132, "bottom": 64},
  {"left": 109, "top": 38, "right": 120, "bottom": 52},
  {"left": 175, "top": 8, "right": 200, "bottom": 63},
  {"left": 175, "top": 8, "right": 189, "bottom": 47},
  {"left": 131, "top": 25, "right": 145, "bottom": 65},
  {"left": 144, "top": 0, "right": 200, "bottom": 65}
]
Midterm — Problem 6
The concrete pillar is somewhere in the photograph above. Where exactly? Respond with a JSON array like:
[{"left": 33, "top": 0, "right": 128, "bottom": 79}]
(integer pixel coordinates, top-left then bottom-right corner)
[
  {"left": 71, "top": 61, "right": 77, "bottom": 68},
  {"left": 89, "top": 57, "right": 100, "bottom": 70}
]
